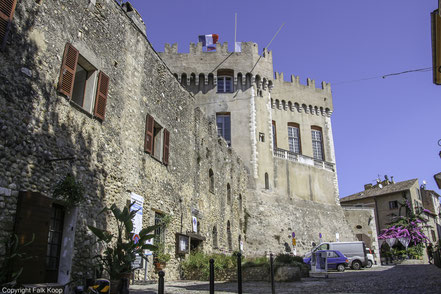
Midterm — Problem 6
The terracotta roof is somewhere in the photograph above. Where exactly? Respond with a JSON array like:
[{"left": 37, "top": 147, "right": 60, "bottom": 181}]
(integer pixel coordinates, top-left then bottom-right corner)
[{"left": 340, "top": 179, "right": 418, "bottom": 203}]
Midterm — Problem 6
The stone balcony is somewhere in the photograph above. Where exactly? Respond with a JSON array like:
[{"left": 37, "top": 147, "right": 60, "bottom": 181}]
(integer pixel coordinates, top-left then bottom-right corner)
[{"left": 273, "top": 148, "right": 335, "bottom": 172}]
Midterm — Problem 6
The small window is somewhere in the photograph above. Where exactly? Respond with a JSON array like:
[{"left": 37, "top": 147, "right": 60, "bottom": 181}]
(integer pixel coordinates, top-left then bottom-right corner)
[
  {"left": 154, "top": 212, "right": 165, "bottom": 245},
  {"left": 144, "top": 114, "right": 170, "bottom": 165},
  {"left": 272, "top": 121, "right": 277, "bottom": 150},
  {"left": 212, "top": 226, "right": 218, "bottom": 248},
  {"left": 265, "top": 173, "right": 269, "bottom": 189},
  {"left": 209, "top": 169, "right": 214, "bottom": 193},
  {"left": 239, "top": 194, "right": 242, "bottom": 211},
  {"left": 311, "top": 126, "right": 324, "bottom": 160},
  {"left": 227, "top": 183, "right": 231, "bottom": 205},
  {"left": 227, "top": 220, "right": 232, "bottom": 252},
  {"left": 389, "top": 201, "right": 398, "bottom": 210},
  {"left": 216, "top": 113, "right": 231, "bottom": 146},
  {"left": 288, "top": 123, "right": 301, "bottom": 154},
  {"left": 259, "top": 132, "right": 265, "bottom": 142},
  {"left": 356, "top": 225, "right": 362, "bottom": 229},
  {"left": 58, "top": 43, "right": 109, "bottom": 120}
]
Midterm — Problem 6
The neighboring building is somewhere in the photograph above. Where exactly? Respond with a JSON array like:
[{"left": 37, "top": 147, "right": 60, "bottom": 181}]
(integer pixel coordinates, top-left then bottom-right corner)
[
  {"left": 0, "top": 0, "right": 248, "bottom": 283},
  {"left": 159, "top": 37, "right": 356, "bottom": 255},
  {"left": 340, "top": 177, "right": 441, "bottom": 257}
]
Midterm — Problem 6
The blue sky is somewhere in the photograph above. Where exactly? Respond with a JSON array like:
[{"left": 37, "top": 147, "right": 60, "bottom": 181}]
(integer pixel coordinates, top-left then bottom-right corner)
[{"left": 130, "top": 0, "right": 441, "bottom": 197}]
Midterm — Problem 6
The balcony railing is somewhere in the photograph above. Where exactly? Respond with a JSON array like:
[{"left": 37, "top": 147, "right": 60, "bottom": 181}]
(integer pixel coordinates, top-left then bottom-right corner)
[{"left": 273, "top": 148, "right": 335, "bottom": 172}]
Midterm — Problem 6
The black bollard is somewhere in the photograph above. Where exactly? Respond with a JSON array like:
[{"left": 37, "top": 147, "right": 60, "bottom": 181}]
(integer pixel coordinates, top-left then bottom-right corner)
[
  {"left": 237, "top": 253, "right": 242, "bottom": 294},
  {"left": 209, "top": 258, "right": 215, "bottom": 294},
  {"left": 158, "top": 271, "right": 165, "bottom": 294},
  {"left": 270, "top": 253, "right": 275, "bottom": 294}
]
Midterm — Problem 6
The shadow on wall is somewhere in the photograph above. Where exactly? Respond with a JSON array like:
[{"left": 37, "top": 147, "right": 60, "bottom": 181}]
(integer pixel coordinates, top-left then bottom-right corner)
[{"left": 0, "top": 2, "right": 108, "bottom": 285}]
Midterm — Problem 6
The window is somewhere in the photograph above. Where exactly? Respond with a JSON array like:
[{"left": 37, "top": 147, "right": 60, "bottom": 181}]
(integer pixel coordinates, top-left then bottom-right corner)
[
  {"left": 209, "top": 169, "right": 214, "bottom": 193},
  {"left": 239, "top": 194, "right": 242, "bottom": 211},
  {"left": 311, "top": 126, "right": 324, "bottom": 160},
  {"left": 259, "top": 132, "right": 265, "bottom": 142},
  {"left": 217, "top": 76, "right": 233, "bottom": 93},
  {"left": 212, "top": 226, "right": 218, "bottom": 248},
  {"left": 216, "top": 113, "right": 231, "bottom": 146},
  {"left": 227, "top": 220, "right": 232, "bottom": 251},
  {"left": 288, "top": 123, "right": 301, "bottom": 154},
  {"left": 46, "top": 204, "right": 65, "bottom": 281},
  {"left": 272, "top": 121, "right": 277, "bottom": 149},
  {"left": 144, "top": 114, "right": 170, "bottom": 165},
  {"left": 389, "top": 200, "right": 398, "bottom": 210},
  {"left": 227, "top": 183, "right": 231, "bottom": 205},
  {"left": 417, "top": 188, "right": 421, "bottom": 200},
  {"left": 0, "top": 0, "right": 17, "bottom": 50},
  {"left": 154, "top": 212, "right": 165, "bottom": 245},
  {"left": 265, "top": 173, "right": 269, "bottom": 189},
  {"left": 58, "top": 43, "right": 109, "bottom": 120}
]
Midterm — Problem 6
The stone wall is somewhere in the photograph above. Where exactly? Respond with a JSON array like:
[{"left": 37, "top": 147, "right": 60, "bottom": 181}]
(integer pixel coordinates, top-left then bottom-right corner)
[{"left": 0, "top": 0, "right": 247, "bottom": 282}]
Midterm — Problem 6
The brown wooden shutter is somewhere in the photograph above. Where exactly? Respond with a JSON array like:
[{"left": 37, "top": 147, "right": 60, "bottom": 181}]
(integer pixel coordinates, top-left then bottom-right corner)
[
  {"left": 58, "top": 43, "right": 79, "bottom": 97},
  {"left": 144, "top": 114, "right": 154, "bottom": 154},
  {"left": 162, "top": 128, "right": 170, "bottom": 165},
  {"left": 14, "top": 191, "right": 53, "bottom": 283},
  {"left": 94, "top": 71, "right": 109, "bottom": 120},
  {"left": 0, "top": 0, "right": 17, "bottom": 50}
]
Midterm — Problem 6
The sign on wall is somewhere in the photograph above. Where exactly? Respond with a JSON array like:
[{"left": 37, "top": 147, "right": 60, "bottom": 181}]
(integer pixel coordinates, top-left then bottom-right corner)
[
  {"left": 130, "top": 192, "right": 144, "bottom": 234},
  {"left": 192, "top": 216, "right": 198, "bottom": 233}
]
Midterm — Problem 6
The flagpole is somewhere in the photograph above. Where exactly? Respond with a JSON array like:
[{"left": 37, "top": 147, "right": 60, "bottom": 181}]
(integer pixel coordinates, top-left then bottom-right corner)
[{"left": 234, "top": 13, "right": 237, "bottom": 52}]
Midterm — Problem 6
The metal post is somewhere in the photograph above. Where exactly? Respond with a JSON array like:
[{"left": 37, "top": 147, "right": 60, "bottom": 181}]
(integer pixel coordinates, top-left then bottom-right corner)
[
  {"left": 209, "top": 259, "right": 215, "bottom": 294},
  {"left": 158, "top": 271, "right": 165, "bottom": 294},
  {"left": 237, "top": 253, "right": 242, "bottom": 294},
  {"left": 270, "top": 253, "right": 275, "bottom": 294}
]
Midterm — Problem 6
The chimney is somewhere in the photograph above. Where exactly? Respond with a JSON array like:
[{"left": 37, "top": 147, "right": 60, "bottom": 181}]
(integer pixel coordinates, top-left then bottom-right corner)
[
  {"left": 391, "top": 176, "right": 395, "bottom": 184},
  {"left": 364, "top": 184, "right": 373, "bottom": 190}
]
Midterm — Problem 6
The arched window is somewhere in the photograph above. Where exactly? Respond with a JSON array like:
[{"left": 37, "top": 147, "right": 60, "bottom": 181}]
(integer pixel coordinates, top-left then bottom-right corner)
[
  {"left": 227, "top": 183, "right": 231, "bottom": 205},
  {"left": 209, "top": 169, "right": 214, "bottom": 193},
  {"left": 181, "top": 73, "right": 187, "bottom": 86},
  {"left": 227, "top": 221, "right": 232, "bottom": 252},
  {"left": 265, "top": 173, "right": 269, "bottom": 189},
  {"left": 213, "top": 226, "right": 218, "bottom": 248},
  {"left": 199, "top": 73, "right": 205, "bottom": 92}
]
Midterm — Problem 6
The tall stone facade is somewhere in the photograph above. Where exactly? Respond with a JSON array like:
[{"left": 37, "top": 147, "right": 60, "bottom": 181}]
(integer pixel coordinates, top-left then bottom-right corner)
[
  {"left": 159, "top": 41, "right": 356, "bottom": 256},
  {"left": 0, "top": 0, "right": 248, "bottom": 283}
]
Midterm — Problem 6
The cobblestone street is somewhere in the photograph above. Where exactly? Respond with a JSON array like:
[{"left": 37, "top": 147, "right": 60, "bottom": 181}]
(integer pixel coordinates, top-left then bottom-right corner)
[{"left": 130, "top": 264, "right": 441, "bottom": 294}]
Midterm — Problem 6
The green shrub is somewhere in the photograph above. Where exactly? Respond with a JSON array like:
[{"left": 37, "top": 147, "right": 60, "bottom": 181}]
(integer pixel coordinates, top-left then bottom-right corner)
[
  {"left": 274, "top": 253, "right": 304, "bottom": 264},
  {"left": 182, "top": 253, "right": 236, "bottom": 280},
  {"left": 242, "top": 256, "right": 269, "bottom": 269}
]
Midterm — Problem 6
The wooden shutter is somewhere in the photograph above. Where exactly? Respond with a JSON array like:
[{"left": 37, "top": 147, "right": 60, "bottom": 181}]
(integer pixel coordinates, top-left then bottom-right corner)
[
  {"left": 0, "top": 0, "right": 17, "bottom": 50},
  {"left": 58, "top": 43, "right": 79, "bottom": 97},
  {"left": 14, "top": 191, "right": 53, "bottom": 283},
  {"left": 144, "top": 114, "right": 154, "bottom": 154},
  {"left": 162, "top": 128, "right": 170, "bottom": 165},
  {"left": 94, "top": 71, "right": 109, "bottom": 120}
]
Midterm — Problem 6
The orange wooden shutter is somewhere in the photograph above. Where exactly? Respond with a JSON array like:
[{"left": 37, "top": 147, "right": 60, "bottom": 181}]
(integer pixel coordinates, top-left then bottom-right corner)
[
  {"left": 58, "top": 43, "right": 79, "bottom": 97},
  {"left": 0, "top": 0, "right": 17, "bottom": 50},
  {"left": 144, "top": 114, "right": 154, "bottom": 154},
  {"left": 163, "top": 128, "right": 170, "bottom": 165},
  {"left": 94, "top": 71, "right": 109, "bottom": 120}
]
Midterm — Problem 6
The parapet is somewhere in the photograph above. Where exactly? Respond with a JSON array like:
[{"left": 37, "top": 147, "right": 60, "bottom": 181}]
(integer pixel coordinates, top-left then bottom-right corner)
[
  {"left": 162, "top": 41, "right": 271, "bottom": 59},
  {"left": 274, "top": 72, "right": 331, "bottom": 93}
]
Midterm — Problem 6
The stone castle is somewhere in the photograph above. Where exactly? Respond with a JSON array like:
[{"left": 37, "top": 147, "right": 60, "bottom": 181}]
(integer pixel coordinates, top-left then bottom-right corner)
[{"left": 0, "top": 0, "right": 355, "bottom": 285}]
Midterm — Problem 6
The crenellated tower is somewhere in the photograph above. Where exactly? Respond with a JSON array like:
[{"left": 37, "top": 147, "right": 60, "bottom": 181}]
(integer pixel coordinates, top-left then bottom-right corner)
[{"left": 159, "top": 41, "right": 355, "bottom": 256}]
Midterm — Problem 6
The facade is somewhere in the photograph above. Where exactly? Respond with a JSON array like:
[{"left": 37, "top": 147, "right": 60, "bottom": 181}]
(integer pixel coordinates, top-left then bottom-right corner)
[
  {"left": 159, "top": 38, "right": 355, "bottom": 255},
  {"left": 0, "top": 0, "right": 248, "bottom": 283},
  {"left": 340, "top": 177, "right": 441, "bottom": 258}
]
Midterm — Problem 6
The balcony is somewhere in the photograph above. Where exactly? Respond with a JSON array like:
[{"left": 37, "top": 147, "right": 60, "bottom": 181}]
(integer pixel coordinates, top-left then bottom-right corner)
[{"left": 273, "top": 148, "right": 335, "bottom": 172}]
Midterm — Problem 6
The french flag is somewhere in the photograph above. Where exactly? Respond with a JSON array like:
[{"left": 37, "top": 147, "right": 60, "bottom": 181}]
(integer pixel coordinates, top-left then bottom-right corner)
[{"left": 198, "top": 34, "right": 219, "bottom": 51}]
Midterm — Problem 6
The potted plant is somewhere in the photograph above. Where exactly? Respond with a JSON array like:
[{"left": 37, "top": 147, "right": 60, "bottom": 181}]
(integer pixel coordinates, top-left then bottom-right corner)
[
  {"left": 88, "top": 203, "right": 158, "bottom": 293},
  {"left": 153, "top": 243, "right": 171, "bottom": 270}
]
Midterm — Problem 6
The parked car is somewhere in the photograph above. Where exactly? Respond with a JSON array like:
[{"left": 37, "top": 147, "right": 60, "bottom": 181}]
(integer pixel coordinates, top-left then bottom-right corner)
[
  {"left": 365, "top": 248, "right": 374, "bottom": 268},
  {"left": 303, "top": 250, "right": 349, "bottom": 272},
  {"left": 305, "top": 241, "right": 368, "bottom": 270}
]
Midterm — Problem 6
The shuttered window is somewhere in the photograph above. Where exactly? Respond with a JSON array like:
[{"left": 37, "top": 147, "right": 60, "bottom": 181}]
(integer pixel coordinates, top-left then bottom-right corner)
[
  {"left": 58, "top": 43, "right": 109, "bottom": 120},
  {"left": 0, "top": 0, "right": 17, "bottom": 50},
  {"left": 145, "top": 114, "right": 170, "bottom": 166}
]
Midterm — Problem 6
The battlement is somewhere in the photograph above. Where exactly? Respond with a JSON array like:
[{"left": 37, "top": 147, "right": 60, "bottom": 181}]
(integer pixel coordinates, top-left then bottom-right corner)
[
  {"left": 274, "top": 72, "right": 331, "bottom": 93},
  {"left": 162, "top": 41, "right": 272, "bottom": 58}
]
